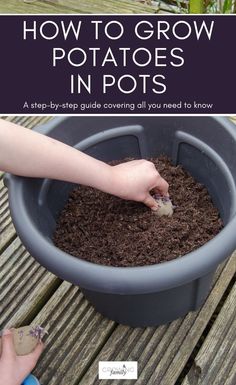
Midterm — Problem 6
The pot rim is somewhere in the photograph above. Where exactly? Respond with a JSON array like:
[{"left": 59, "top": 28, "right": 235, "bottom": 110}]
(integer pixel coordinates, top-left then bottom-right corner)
[
  {"left": 7, "top": 176, "right": 236, "bottom": 294},
  {"left": 5, "top": 116, "right": 236, "bottom": 294}
]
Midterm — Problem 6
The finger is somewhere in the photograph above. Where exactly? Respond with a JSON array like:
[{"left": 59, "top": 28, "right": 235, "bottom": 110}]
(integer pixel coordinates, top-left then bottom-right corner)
[
  {"left": 28, "top": 341, "right": 44, "bottom": 362},
  {"left": 1, "top": 329, "right": 16, "bottom": 358},
  {"left": 143, "top": 194, "right": 159, "bottom": 211},
  {"left": 125, "top": 159, "right": 144, "bottom": 166},
  {"left": 154, "top": 178, "right": 169, "bottom": 196}
]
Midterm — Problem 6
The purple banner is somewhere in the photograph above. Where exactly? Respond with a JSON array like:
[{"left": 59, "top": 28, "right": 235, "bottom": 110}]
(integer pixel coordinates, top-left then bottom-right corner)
[{"left": 0, "top": 15, "right": 235, "bottom": 114}]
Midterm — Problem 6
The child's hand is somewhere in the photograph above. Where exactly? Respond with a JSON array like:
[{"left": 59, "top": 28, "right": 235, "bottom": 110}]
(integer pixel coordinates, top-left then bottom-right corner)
[
  {"left": 0, "top": 329, "right": 43, "bottom": 385},
  {"left": 0, "top": 120, "right": 168, "bottom": 210},
  {"left": 110, "top": 159, "right": 169, "bottom": 210}
]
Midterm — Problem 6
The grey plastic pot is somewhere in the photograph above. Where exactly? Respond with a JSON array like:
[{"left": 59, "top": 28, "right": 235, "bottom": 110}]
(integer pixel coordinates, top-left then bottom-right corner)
[{"left": 5, "top": 116, "right": 236, "bottom": 327}]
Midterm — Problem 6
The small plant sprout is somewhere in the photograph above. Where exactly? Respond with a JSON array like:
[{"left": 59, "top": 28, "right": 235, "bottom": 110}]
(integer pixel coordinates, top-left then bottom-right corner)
[{"left": 29, "top": 325, "right": 48, "bottom": 341}]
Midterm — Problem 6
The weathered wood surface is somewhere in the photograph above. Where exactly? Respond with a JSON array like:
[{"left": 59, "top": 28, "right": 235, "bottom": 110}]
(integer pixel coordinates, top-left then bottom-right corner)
[
  {"left": 230, "top": 116, "right": 236, "bottom": 124},
  {"left": 182, "top": 281, "right": 236, "bottom": 385},
  {"left": 0, "top": 176, "right": 16, "bottom": 251},
  {"left": 0, "top": 115, "right": 52, "bottom": 128},
  {"left": 33, "top": 282, "right": 116, "bottom": 384},
  {"left": 0, "top": 237, "right": 61, "bottom": 330},
  {"left": 75, "top": 253, "right": 236, "bottom": 385},
  {"left": 0, "top": 0, "right": 159, "bottom": 14}
]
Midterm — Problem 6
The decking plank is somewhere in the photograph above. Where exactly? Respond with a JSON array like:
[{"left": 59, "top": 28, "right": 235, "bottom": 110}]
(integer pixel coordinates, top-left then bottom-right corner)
[
  {"left": 182, "top": 281, "right": 236, "bottom": 385},
  {"left": 32, "top": 282, "right": 116, "bottom": 384},
  {"left": 224, "top": 361, "right": 236, "bottom": 385},
  {"left": 0, "top": 178, "right": 16, "bottom": 251},
  {"left": 147, "top": 255, "right": 235, "bottom": 385},
  {"left": 77, "top": 253, "right": 235, "bottom": 385},
  {"left": 0, "top": 116, "right": 52, "bottom": 128},
  {"left": 0, "top": 0, "right": 74, "bottom": 14},
  {"left": 48, "top": 0, "right": 157, "bottom": 13},
  {"left": 0, "top": 237, "right": 61, "bottom": 329},
  {"left": 0, "top": 0, "right": 157, "bottom": 14}
]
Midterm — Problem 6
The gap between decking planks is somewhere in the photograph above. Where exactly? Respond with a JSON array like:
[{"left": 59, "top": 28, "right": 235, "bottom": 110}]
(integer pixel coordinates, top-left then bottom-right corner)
[
  {"left": 74, "top": 254, "right": 236, "bottom": 385},
  {"left": 0, "top": 237, "right": 62, "bottom": 329},
  {"left": 1, "top": 234, "right": 235, "bottom": 384},
  {"left": 182, "top": 279, "right": 236, "bottom": 385}
]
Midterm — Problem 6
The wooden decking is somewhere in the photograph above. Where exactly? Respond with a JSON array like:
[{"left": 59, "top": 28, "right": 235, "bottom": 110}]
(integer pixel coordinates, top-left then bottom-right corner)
[
  {"left": 0, "top": 0, "right": 176, "bottom": 14},
  {"left": 0, "top": 116, "right": 235, "bottom": 385}
]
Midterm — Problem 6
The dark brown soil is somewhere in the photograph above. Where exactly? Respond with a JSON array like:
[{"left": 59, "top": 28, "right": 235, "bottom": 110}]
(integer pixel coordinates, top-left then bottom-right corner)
[{"left": 53, "top": 156, "right": 223, "bottom": 267}]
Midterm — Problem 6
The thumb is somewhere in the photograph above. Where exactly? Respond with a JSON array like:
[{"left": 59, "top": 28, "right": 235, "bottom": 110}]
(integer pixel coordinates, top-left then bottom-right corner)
[
  {"left": 143, "top": 194, "right": 159, "bottom": 211},
  {"left": 27, "top": 341, "right": 44, "bottom": 362},
  {"left": 1, "top": 329, "right": 16, "bottom": 358}
]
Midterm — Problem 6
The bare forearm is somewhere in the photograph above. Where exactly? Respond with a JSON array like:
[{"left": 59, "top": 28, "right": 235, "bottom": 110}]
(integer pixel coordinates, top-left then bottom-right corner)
[
  {"left": 0, "top": 119, "right": 169, "bottom": 209},
  {"left": 0, "top": 119, "right": 112, "bottom": 192}
]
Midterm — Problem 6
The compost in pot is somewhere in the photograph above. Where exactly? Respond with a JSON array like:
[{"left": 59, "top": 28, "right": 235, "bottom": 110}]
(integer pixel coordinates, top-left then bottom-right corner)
[{"left": 54, "top": 156, "right": 223, "bottom": 267}]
